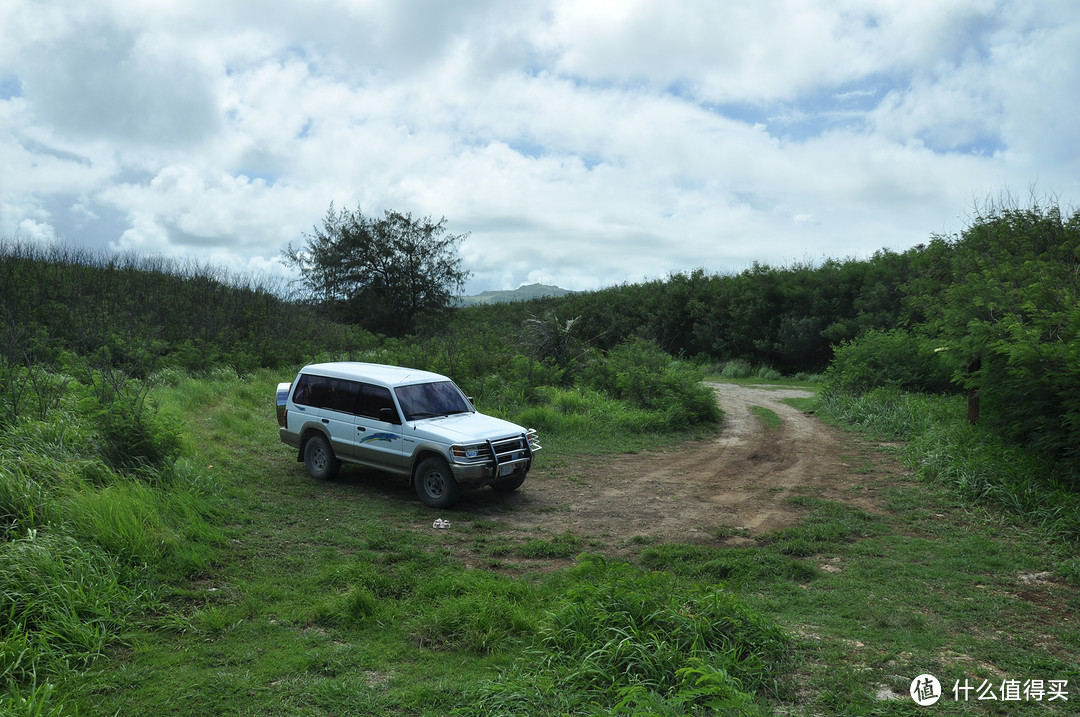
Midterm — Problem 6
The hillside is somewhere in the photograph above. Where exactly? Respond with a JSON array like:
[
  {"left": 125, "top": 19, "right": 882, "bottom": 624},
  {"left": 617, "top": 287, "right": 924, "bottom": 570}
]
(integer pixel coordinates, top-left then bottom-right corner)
[{"left": 456, "top": 282, "right": 572, "bottom": 306}]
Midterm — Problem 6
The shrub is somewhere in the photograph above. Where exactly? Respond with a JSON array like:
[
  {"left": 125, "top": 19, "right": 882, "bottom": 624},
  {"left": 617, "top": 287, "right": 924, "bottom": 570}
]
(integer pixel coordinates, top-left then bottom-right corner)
[
  {"left": 93, "top": 397, "right": 182, "bottom": 476},
  {"left": 823, "top": 328, "right": 954, "bottom": 394},
  {"left": 934, "top": 200, "right": 1080, "bottom": 478},
  {"left": 582, "top": 338, "right": 721, "bottom": 428},
  {"left": 717, "top": 359, "right": 754, "bottom": 379}
]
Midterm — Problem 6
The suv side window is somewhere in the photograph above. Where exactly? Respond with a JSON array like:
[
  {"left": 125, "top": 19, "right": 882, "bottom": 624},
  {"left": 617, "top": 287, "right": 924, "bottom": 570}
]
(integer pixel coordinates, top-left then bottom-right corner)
[
  {"left": 359, "top": 383, "right": 397, "bottom": 421},
  {"left": 293, "top": 374, "right": 361, "bottom": 415}
]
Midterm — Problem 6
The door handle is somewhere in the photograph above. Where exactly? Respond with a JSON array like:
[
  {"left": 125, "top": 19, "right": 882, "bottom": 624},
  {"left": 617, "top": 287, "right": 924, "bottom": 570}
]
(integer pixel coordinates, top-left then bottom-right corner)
[{"left": 357, "top": 426, "right": 366, "bottom": 431}]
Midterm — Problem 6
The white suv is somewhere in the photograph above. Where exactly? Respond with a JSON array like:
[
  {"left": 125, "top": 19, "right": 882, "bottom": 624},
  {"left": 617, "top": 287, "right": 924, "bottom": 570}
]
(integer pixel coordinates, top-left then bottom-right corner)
[{"left": 276, "top": 362, "right": 540, "bottom": 508}]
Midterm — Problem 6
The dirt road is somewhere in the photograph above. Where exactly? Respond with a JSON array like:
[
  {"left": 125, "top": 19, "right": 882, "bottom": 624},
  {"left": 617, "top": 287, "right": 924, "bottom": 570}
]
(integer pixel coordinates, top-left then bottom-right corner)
[{"left": 470, "top": 383, "right": 887, "bottom": 546}]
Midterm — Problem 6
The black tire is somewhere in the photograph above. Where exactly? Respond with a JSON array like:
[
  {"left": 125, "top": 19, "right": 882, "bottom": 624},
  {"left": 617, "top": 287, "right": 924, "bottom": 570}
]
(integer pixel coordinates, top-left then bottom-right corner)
[
  {"left": 414, "top": 457, "right": 461, "bottom": 509},
  {"left": 303, "top": 433, "right": 340, "bottom": 480},
  {"left": 491, "top": 472, "right": 526, "bottom": 492}
]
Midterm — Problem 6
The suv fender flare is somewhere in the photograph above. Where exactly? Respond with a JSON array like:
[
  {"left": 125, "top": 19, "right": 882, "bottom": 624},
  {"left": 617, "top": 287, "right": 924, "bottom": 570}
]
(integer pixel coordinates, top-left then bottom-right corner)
[
  {"left": 297, "top": 425, "right": 331, "bottom": 463},
  {"left": 409, "top": 448, "right": 446, "bottom": 486}
]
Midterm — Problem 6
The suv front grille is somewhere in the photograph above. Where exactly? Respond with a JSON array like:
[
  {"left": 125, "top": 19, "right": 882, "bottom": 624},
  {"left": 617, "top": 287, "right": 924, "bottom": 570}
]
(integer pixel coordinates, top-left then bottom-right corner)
[{"left": 490, "top": 435, "right": 529, "bottom": 461}]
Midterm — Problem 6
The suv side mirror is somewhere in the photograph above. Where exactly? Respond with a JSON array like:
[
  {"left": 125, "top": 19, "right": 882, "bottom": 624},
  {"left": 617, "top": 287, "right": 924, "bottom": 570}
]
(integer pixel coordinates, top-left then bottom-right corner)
[{"left": 380, "top": 407, "right": 400, "bottom": 425}]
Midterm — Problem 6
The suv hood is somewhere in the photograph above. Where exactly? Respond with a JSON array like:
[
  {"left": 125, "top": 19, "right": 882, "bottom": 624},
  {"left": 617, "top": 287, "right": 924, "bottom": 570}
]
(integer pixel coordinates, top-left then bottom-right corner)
[{"left": 409, "top": 412, "right": 527, "bottom": 443}]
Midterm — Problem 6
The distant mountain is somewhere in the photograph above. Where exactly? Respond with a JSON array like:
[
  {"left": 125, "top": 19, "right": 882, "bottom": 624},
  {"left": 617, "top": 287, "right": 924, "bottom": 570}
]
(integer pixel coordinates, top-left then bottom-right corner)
[{"left": 456, "top": 283, "right": 572, "bottom": 306}]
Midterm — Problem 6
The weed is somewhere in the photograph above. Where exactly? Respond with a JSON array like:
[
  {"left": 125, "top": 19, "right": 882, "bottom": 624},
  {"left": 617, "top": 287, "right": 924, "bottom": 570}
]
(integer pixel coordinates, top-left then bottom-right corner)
[
  {"left": 1, "top": 680, "right": 63, "bottom": 717},
  {"left": 0, "top": 531, "right": 143, "bottom": 684},
  {"left": 638, "top": 543, "right": 820, "bottom": 586},
  {"left": 516, "top": 531, "right": 582, "bottom": 558},
  {"left": 712, "top": 524, "right": 752, "bottom": 540}
]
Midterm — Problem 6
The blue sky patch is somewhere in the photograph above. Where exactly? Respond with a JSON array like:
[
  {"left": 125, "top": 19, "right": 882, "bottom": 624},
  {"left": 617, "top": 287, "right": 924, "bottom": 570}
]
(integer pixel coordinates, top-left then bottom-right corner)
[{"left": 0, "top": 74, "right": 22, "bottom": 99}]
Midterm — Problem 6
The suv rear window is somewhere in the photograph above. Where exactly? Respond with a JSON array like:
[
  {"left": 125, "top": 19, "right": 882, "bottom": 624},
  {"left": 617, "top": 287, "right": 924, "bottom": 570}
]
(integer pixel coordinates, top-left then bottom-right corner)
[{"left": 292, "top": 374, "right": 361, "bottom": 414}]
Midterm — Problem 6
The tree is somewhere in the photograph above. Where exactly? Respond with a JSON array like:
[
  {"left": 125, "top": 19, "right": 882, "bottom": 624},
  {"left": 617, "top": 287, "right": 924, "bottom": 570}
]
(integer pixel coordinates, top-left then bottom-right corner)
[
  {"left": 284, "top": 205, "right": 471, "bottom": 335},
  {"left": 937, "top": 198, "right": 1080, "bottom": 476}
]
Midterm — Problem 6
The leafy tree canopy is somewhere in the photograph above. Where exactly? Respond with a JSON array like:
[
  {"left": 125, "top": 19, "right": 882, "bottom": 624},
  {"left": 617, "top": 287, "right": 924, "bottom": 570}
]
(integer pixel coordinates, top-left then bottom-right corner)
[
  {"left": 936, "top": 198, "right": 1080, "bottom": 468},
  {"left": 285, "top": 205, "right": 471, "bottom": 335}
]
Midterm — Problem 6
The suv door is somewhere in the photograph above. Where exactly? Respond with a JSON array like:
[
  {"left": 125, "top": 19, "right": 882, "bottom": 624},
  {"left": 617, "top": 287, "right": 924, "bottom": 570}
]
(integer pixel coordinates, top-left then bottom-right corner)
[
  {"left": 289, "top": 374, "right": 364, "bottom": 460},
  {"left": 354, "top": 383, "right": 405, "bottom": 472},
  {"left": 313, "top": 376, "right": 363, "bottom": 460}
]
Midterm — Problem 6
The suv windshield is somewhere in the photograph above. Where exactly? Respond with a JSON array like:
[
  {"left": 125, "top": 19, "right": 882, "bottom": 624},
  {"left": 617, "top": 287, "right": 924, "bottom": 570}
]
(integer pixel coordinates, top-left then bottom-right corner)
[{"left": 394, "top": 381, "right": 472, "bottom": 421}]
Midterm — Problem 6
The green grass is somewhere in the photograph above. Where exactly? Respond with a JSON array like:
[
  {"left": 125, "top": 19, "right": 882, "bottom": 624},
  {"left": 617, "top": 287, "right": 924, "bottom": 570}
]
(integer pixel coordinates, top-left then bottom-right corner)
[
  {"left": 0, "top": 370, "right": 227, "bottom": 716},
  {"left": 515, "top": 531, "right": 583, "bottom": 559},
  {"left": 516, "top": 385, "right": 721, "bottom": 455},
  {"left": 467, "top": 556, "right": 789, "bottom": 715},
  {"left": 817, "top": 388, "right": 1080, "bottom": 542},
  {"left": 5, "top": 371, "right": 1079, "bottom": 715},
  {"left": 749, "top": 405, "right": 783, "bottom": 431},
  {"left": 705, "top": 361, "right": 822, "bottom": 389}
]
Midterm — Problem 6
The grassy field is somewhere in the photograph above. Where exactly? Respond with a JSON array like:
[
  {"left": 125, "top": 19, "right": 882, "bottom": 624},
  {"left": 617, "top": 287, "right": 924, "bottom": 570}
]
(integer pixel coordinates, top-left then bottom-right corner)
[{"left": 10, "top": 372, "right": 1078, "bottom": 715}]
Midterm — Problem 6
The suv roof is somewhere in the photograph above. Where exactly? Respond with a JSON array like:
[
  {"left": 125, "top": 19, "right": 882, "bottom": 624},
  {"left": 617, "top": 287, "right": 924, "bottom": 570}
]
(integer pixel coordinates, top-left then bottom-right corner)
[{"left": 299, "top": 362, "right": 449, "bottom": 388}]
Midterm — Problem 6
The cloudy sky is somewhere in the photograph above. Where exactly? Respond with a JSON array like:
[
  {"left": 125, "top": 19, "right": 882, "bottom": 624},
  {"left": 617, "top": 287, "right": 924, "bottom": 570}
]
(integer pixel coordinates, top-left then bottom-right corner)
[{"left": 2, "top": 1, "right": 1078, "bottom": 294}]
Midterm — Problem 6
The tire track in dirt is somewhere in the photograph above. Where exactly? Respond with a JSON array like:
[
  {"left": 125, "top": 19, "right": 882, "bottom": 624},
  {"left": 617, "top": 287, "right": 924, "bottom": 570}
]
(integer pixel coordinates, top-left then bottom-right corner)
[{"left": 473, "top": 383, "right": 884, "bottom": 546}]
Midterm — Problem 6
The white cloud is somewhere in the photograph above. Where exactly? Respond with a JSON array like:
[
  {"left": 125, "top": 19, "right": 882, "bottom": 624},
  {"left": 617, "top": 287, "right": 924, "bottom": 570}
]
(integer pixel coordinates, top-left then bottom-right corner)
[
  {"left": 540, "top": 0, "right": 1002, "bottom": 103},
  {"left": 1, "top": 0, "right": 1078, "bottom": 292}
]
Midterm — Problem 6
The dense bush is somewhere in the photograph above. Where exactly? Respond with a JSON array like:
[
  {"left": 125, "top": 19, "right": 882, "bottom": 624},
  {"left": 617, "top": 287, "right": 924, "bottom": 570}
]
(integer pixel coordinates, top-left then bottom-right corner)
[
  {"left": 0, "top": 240, "right": 367, "bottom": 373},
  {"left": 823, "top": 328, "right": 954, "bottom": 394},
  {"left": 582, "top": 338, "right": 722, "bottom": 428},
  {"left": 370, "top": 331, "right": 722, "bottom": 439},
  {"left": 932, "top": 201, "right": 1080, "bottom": 479}
]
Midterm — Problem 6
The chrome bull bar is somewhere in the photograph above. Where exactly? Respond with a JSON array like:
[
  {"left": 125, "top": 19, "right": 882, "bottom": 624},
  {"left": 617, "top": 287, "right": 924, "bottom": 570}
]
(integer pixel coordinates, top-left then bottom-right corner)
[{"left": 487, "top": 429, "right": 541, "bottom": 477}]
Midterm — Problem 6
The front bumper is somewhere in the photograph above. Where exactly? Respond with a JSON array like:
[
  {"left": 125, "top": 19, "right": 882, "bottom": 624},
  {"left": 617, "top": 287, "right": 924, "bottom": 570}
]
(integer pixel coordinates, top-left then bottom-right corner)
[
  {"left": 449, "top": 459, "right": 530, "bottom": 486},
  {"left": 449, "top": 429, "right": 540, "bottom": 485}
]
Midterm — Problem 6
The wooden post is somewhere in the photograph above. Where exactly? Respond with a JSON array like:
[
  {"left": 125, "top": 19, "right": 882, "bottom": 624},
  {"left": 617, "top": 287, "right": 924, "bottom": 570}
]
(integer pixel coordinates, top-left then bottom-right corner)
[{"left": 966, "top": 358, "right": 981, "bottom": 425}]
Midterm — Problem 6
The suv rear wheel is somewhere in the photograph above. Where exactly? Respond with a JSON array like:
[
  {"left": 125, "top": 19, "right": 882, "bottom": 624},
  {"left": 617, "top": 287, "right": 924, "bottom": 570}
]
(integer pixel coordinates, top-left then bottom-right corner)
[
  {"left": 415, "top": 456, "right": 460, "bottom": 509},
  {"left": 304, "top": 434, "right": 340, "bottom": 480}
]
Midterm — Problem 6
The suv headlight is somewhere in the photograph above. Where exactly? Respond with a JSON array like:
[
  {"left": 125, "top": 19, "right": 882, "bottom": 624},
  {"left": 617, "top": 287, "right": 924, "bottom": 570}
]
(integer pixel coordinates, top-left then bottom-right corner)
[{"left": 451, "top": 444, "right": 485, "bottom": 460}]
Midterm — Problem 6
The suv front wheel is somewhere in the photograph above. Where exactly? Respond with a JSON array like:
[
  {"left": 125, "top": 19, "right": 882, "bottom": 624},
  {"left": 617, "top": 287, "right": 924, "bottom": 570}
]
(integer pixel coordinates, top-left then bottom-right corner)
[{"left": 415, "top": 456, "right": 461, "bottom": 509}]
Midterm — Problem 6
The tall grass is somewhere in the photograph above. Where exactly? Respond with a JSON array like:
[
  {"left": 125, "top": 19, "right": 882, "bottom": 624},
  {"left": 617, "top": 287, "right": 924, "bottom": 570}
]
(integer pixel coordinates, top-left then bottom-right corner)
[
  {"left": 818, "top": 388, "right": 1080, "bottom": 541},
  {"left": 464, "top": 556, "right": 789, "bottom": 716},
  {"left": 0, "top": 371, "right": 225, "bottom": 712},
  {"left": 305, "top": 541, "right": 543, "bottom": 656},
  {"left": 708, "top": 359, "right": 785, "bottom": 382},
  {"left": 1, "top": 531, "right": 142, "bottom": 670}
]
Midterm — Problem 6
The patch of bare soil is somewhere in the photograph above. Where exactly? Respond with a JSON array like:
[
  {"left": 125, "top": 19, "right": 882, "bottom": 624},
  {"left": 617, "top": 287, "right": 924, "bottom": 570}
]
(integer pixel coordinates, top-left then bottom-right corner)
[{"left": 468, "top": 383, "right": 889, "bottom": 547}]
